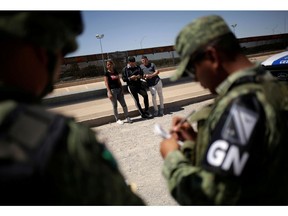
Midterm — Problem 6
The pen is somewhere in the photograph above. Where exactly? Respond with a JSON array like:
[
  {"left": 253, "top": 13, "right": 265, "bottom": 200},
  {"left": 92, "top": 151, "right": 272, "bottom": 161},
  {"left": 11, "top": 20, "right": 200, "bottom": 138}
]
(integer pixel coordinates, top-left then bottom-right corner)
[
  {"left": 154, "top": 123, "right": 184, "bottom": 146},
  {"left": 154, "top": 109, "right": 196, "bottom": 147},
  {"left": 177, "top": 109, "right": 196, "bottom": 126}
]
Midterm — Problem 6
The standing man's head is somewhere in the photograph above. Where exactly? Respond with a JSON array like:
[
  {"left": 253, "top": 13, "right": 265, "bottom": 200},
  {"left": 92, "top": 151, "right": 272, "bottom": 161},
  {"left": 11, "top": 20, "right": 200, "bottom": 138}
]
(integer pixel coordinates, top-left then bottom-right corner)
[
  {"left": 0, "top": 11, "right": 83, "bottom": 98},
  {"left": 172, "top": 15, "right": 247, "bottom": 94},
  {"left": 141, "top": 55, "right": 149, "bottom": 66},
  {"left": 127, "top": 56, "right": 136, "bottom": 67}
]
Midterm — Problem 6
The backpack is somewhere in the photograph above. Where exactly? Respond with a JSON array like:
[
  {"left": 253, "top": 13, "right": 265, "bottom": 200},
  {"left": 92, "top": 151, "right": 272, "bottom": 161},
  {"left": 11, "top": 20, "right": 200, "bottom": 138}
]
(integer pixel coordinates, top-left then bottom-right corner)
[{"left": 0, "top": 103, "right": 69, "bottom": 204}]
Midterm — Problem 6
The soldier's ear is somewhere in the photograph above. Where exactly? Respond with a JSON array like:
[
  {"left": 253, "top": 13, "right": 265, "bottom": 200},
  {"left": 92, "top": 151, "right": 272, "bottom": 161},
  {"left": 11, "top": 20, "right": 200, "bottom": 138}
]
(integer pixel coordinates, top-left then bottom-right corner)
[
  {"left": 204, "top": 46, "right": 218, "bottom": 63},
  {"left": 205, "top": 46, "right": 221, "bottom": 72}
]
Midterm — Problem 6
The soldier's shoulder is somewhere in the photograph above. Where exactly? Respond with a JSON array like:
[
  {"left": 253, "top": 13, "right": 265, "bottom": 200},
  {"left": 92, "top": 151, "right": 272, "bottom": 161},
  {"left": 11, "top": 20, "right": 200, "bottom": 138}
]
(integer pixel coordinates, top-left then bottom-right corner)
[{"left": 65, "top": 119, "right": 118, "bottom": 170}]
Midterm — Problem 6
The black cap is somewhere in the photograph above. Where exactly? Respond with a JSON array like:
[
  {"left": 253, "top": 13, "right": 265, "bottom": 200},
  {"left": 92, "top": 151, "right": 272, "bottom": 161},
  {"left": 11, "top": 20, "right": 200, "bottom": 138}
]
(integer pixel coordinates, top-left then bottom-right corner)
[{"left": 128, "top": 56, "right": 136, "bottom": 62}]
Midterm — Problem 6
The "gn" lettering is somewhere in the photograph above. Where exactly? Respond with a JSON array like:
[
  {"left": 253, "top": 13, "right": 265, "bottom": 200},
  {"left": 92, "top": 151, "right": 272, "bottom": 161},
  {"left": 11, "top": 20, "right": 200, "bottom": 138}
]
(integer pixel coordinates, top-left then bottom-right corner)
[{"left": 207, "top": 140, "right": 249, "bottom": 176}]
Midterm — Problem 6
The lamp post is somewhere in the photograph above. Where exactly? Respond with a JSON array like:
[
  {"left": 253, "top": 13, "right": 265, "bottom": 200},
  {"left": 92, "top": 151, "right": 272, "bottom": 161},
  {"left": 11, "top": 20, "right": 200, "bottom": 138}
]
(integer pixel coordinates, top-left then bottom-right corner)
[
  {"left": 231, "top": 24, "right": 237, "bottom": 35},
  {"left": 96, "top": 34, "right": 105, "bottom": 73}
]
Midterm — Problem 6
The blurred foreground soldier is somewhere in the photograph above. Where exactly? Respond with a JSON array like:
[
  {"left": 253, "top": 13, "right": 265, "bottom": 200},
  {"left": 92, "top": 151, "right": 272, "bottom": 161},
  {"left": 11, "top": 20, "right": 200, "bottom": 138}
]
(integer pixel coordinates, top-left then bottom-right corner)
[
  {"left": 160, "top": 15, "right": 288, "bottom": 205},
  {"left": 0, "top": 11, "right": 144, "bottom": 205}
]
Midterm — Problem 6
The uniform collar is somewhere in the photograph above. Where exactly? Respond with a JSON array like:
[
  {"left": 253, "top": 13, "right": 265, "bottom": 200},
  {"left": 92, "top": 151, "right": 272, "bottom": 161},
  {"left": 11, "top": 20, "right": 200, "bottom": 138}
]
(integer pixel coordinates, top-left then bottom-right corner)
[{"left": 215, "top": 63, "right": 261, "bottom": 96}]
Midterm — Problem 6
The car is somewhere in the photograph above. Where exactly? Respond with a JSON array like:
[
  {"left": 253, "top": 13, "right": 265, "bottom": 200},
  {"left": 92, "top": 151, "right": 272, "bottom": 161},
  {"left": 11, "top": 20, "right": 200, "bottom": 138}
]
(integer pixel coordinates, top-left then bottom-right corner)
[{"left": 261, "top": 51, "right": 288, "bottom": 81}]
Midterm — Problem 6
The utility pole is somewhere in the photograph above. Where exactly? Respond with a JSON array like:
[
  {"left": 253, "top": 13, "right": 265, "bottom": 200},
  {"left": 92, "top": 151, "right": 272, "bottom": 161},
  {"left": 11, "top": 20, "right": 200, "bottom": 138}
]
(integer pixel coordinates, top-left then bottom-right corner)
[
  {"left": 231, "top": 24, "right": 237, "bottom": 35},
  {"left": 96, "top": 34, "right": 106, "bottom": 73}
]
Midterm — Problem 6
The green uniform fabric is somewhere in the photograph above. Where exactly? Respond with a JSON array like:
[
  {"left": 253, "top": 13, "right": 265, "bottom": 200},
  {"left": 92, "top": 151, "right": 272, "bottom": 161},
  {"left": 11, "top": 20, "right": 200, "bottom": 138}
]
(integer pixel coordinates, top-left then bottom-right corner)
[
  {"left": 172, "top": 15, "right": 232, "bottom": 81},
  {"left": 0, "top": 86, "right": 144, "bottom": 205},
  {"left": 0, "top": 12, "right": 82, "bottom": 54},
  {"left": 162, "top": 64, "right": 288, "bottom": 205}
]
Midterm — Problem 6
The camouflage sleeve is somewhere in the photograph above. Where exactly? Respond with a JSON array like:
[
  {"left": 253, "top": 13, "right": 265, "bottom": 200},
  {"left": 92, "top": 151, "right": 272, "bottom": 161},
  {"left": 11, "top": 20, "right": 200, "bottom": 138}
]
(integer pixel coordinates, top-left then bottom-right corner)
[
  {"left": 162, "top": 150, "right": 240, "bottom": 205},
  {"left": 47, "top": 120, "right": 145, "bottom": 205},
  {"left": 162, "top": 93, "right": 267, "bottom": 205}
]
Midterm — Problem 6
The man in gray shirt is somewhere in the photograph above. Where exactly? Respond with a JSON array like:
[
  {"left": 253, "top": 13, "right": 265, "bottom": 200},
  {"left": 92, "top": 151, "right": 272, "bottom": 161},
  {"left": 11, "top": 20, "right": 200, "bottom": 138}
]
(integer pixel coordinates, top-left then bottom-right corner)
[{"left": 140, "top": 56, "right": 164, "bottom": 117}]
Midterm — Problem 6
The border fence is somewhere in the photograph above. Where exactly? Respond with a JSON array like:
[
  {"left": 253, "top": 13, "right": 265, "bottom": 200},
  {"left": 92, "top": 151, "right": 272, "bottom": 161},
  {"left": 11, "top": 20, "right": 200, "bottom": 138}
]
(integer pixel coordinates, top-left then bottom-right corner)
[{"left": 59, "top": 33, "right": 288, "bottom": 83}]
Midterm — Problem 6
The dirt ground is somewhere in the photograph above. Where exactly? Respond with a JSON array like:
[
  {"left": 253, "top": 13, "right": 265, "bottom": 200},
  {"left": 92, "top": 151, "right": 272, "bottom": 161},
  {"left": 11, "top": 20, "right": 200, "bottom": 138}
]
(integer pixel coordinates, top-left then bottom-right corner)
[{"left": 93, "top": 99, "right": 213, "bottom": 206}]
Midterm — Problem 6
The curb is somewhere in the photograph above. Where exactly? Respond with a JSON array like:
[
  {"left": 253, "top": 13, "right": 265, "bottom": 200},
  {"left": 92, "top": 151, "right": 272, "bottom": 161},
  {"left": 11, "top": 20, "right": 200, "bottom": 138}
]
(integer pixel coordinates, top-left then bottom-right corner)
[
  {"left": 80, "top": 93, "right": 215, "bottom": 128},
  {"left": 43, "top": 75, "right": 189, "bottom": 107}
]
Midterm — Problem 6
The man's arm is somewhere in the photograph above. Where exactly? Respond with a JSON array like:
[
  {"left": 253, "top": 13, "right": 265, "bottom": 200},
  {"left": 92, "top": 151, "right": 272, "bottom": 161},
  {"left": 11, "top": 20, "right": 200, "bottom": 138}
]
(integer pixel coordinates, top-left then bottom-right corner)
[
  {"left": 143, "top": 63, "right": 159, "bottom": 79},
  {"left": 104, "top": 75, "right": 112, "bottom": 99},
  {"left": 151, "top": 63, "right": 160, "bottom": 77},
  {"left": 121, "top": 67, "right": 129, "bottom": 83}
]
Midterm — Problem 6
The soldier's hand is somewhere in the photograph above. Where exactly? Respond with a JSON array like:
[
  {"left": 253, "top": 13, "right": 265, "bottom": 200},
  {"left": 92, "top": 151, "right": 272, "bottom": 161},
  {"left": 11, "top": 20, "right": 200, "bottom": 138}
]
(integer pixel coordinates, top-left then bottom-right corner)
[
  {"left": 160, "top": 137, "right": 179, "bottom": 159},
  {"left": 170, "top": 116, "right": 197, "bottom": 142}
]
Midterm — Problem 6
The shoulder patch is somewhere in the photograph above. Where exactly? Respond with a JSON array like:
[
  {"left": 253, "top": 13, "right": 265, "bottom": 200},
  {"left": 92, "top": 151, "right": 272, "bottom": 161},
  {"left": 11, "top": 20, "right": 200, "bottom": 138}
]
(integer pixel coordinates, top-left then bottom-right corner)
[
  {"left": 221, "top": 103, "right": 258, "bottom": 146},
  {"left": 202, "top": 100, "right": 260, "bottom": 177}
]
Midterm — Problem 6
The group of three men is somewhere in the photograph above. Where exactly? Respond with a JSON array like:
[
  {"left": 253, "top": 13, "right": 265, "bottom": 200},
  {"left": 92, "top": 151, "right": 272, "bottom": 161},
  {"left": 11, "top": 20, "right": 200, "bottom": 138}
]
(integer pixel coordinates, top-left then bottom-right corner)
[{"left": 1, "top": 11, "right": 288, "bottom": 205}]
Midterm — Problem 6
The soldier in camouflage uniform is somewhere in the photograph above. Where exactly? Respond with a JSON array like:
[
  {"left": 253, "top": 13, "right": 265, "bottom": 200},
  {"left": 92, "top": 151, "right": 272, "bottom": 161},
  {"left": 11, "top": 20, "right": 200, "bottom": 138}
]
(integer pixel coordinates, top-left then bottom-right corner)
[
  {"left": 0, "top": 12, "right": 144, "bottom": 205},
  {"left": 160, "top": 15, "right": 288, "bottom": 205}
]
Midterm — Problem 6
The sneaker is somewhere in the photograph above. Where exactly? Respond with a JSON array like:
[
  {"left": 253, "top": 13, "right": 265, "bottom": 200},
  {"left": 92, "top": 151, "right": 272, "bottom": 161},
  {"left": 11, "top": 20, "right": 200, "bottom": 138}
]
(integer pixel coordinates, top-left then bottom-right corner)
[
  {"left": 145, "top": 111, "right": 153, "bottom": 118},
  {"left": 141, "top": 114, "right": 149, "bottom": 119},
  {"left": 153, "top": 110, "right": 159, "bottom": 117},
  {"left": 126, "top": 117, "right": 133, "bottom": 123},
  {"left": 159, "top": 109, "right": 164, "bottom": 116},
  {"left": 116, "top": 119, "right": 124, "bottom": 125}
]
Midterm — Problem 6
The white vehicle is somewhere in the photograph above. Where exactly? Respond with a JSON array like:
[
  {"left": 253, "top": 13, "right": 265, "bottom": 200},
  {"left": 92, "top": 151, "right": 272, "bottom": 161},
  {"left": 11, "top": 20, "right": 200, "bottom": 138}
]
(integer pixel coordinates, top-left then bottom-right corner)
[{"left": 262, "top": 51, "right": 288, "bottom": 81}]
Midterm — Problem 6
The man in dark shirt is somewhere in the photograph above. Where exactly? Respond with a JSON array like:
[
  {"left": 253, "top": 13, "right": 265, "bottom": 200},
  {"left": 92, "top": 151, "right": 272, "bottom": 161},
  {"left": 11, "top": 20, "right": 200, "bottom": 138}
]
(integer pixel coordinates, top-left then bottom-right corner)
[{"left": 122, "top": 56, "right": 152, "bottom": 119}]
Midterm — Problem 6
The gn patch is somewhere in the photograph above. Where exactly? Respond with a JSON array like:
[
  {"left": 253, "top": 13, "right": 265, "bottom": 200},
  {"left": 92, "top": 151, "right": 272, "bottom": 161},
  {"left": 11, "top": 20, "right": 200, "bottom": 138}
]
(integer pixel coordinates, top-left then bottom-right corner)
[{"left": 202, "top": 102, "right": 259, "bottom": 177}]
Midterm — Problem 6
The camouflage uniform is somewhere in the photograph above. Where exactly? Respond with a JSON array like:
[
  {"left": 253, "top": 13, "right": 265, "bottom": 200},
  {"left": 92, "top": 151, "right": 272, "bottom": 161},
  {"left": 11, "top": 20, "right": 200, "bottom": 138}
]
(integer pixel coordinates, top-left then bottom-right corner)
[
  {"left": 0, "top": 12, "right": 144, "bottom": 205},
  {"left": 163, "top": 15, "right": 288, "bottom": 205}
]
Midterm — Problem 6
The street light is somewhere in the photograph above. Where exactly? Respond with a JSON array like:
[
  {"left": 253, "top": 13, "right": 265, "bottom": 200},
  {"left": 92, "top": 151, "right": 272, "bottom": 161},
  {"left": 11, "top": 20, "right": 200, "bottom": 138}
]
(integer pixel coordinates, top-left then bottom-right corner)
[
  {"left": 231, "top": 24, "right": 237, "bottom": 35},
  {"left": 96, "top": 34, "right": 105, "bottom": 73}
]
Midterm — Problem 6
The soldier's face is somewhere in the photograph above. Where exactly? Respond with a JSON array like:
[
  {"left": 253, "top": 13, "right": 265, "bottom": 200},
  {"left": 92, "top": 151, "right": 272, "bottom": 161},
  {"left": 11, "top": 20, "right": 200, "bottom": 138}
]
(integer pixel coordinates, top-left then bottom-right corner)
[{"left": 194, "top": 47, "right": 224, "bottom": 94}]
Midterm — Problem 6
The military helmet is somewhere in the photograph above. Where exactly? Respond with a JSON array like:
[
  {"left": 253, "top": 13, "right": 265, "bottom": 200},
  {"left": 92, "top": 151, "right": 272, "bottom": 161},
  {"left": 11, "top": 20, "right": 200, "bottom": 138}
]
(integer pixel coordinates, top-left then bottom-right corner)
[{"left": 0, "top": 11, "right": 83, "bottom": 55}]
